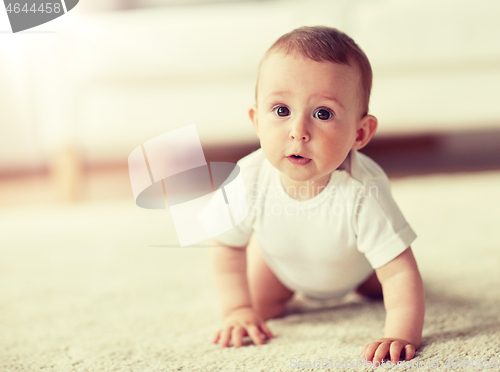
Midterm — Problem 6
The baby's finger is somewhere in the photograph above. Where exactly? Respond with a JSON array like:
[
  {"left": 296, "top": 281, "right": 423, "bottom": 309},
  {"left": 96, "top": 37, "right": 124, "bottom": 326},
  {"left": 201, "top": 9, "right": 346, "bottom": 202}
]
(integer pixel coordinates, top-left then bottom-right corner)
[
  {"left": 373, "top": 342, "right": 391, "bottom": 365},
  {"left": 247, "top": 325, "right": 265, "bottom": 345},
  {"left": 362, "top": 343, "right": 368, "bottom": 356},
  {"left": 389, "top": 341, "right": 405, "bottom": 363},
  {"left": 404, "top": 344, "right": 416, "bottom": 360},
  {"left": 363, "top": 342, "right": 380, "bottom": 361},
  {"left": 219, "top": 327, "right": 233, "bottom": 348},
  {"left": 231, "top": 326, "right": 246, "bottom": 348},
  {"left": 212, "top": 330, "right": 221, "bottom": 344},
  {"left": 259, "top": 323, "right": 274, "bottom": 339}
]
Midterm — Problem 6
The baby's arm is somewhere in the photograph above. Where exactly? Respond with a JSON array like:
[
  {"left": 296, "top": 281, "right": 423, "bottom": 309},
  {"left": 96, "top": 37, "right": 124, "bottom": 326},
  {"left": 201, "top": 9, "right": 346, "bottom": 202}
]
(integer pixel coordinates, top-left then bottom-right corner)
[
  {"left": 209, "top": 238, "right": 273, "bottom": 348},
  {"left": 362, "top": 247, "right": 425, "bottom": 364}
]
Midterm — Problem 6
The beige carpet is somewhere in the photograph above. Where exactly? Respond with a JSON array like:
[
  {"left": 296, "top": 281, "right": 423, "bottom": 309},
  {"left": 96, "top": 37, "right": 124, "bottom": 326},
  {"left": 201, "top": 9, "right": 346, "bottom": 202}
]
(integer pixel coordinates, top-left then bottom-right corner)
[{"left": 1, "top": 171, "right": 499, "bottom": 371}]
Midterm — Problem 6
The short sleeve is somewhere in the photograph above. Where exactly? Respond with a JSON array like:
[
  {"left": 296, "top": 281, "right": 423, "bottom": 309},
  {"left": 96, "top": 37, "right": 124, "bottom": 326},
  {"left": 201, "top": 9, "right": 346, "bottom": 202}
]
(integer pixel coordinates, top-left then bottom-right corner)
[
  {"left": 207, "top": 155, "right": 261, "bottom": 248},
  {"left": 353, "top": 178, "right": 417, "bottom": 269}
]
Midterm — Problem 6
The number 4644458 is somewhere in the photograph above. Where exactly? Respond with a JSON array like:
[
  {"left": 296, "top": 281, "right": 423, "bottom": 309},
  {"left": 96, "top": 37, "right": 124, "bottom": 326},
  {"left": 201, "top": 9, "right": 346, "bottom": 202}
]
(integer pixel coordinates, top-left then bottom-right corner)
[
  {"left": 6, "top": 3, "right": 62, "bottom": 14},
  {"left": 444, "top": 358, "right": 499, "bottom": 369}
]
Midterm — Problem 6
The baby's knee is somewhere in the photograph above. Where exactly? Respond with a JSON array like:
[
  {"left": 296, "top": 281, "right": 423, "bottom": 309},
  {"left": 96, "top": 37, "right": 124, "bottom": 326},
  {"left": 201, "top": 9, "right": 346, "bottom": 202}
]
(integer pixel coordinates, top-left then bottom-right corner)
[
  {"left": 355, "top": 271, "right": 383, "bottom": 299},
  {"left": 253, "top": 299, "right": 288, "bottom": 321}
]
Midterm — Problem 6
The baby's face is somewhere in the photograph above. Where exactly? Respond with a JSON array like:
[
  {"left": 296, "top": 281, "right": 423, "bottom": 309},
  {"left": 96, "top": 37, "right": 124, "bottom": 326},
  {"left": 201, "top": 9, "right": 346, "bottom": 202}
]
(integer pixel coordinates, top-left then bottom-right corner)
[{"left": 250, "top": 52, "right": 364, "bottom": 187}]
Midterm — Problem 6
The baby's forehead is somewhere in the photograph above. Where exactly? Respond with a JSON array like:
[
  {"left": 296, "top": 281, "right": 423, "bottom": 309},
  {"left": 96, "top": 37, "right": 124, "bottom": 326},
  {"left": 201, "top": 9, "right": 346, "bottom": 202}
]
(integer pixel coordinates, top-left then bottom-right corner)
[
  {"left": 257, "top": 52, "right": 363, "bottom": 106},
  {"left": 263, "top": 50, "right": 356, "bottom": 69},
  {"left": 260, "top": 52, "right": 361, "bottom": 84}
]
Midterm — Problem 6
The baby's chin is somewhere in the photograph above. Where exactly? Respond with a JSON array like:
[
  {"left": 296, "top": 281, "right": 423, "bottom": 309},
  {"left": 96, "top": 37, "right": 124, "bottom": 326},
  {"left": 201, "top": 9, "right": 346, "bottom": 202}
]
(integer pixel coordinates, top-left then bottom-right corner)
[{"left": 278, "top": 168, "right": 320, "bottom": 184}]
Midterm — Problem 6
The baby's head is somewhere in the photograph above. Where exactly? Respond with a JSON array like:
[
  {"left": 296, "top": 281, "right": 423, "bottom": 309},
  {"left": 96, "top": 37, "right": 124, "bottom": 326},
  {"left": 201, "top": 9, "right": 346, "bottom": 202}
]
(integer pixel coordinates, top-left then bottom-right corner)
[{"left": 249, "top": 26, "right": 378, "bottom": 187}]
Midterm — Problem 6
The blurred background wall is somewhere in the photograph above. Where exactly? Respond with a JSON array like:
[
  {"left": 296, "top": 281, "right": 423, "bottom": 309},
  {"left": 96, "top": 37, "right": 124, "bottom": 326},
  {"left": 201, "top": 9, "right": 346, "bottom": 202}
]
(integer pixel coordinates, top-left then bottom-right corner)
[{"left": 1, "top": 0, "right": 499, "bottom": 207}]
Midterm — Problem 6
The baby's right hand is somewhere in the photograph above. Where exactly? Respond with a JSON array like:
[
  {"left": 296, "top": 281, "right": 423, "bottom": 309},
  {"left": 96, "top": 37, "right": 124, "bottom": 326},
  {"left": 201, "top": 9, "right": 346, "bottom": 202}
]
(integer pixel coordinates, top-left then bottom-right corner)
[{"left": 211, "top": 307, "right": 274, "bottom": 348}]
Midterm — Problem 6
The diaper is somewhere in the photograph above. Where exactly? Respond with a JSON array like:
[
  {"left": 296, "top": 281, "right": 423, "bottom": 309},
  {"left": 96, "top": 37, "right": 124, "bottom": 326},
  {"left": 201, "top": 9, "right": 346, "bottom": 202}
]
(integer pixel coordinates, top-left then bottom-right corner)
[{"left": 300, "top": 287, "right": 353, "bottom": 301}]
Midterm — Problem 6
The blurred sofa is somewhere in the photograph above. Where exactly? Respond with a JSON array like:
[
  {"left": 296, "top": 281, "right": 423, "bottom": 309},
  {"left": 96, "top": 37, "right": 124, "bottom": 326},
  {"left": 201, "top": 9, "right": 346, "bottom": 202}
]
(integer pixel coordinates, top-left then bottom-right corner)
[{"left": 3, "top": 0, "right": 500, "bottom": 170}]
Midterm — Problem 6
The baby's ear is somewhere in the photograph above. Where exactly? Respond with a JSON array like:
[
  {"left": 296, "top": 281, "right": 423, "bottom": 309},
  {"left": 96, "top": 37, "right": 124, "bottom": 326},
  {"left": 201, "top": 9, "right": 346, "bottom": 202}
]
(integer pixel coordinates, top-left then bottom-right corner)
[
  {"left": 352, "top": 115, "right": 377, "bottom": 150},
  {"left": 248, "top": 104, "right": 259, "bottom": 137}
]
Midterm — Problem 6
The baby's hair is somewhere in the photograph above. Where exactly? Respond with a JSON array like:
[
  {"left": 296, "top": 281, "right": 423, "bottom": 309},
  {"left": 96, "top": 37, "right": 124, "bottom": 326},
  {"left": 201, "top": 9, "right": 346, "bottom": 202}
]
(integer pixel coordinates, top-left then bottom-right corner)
[{"left": 255, "top": 26, "right": 372, "bottom": 118}]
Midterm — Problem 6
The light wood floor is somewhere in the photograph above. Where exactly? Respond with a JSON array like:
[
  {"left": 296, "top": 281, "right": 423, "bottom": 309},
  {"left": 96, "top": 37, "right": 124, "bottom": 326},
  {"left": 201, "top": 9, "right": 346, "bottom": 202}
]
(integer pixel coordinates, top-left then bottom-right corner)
[{"left": 0, "top": 167, "right": 132, "bottom": 208}]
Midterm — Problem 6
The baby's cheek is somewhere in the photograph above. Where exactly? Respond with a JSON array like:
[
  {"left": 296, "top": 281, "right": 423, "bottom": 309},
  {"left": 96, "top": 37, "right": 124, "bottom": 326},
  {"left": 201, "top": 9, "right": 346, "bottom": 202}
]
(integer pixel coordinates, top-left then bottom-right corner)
[{"left": 260, "top": 135, "right": 279, "bottom": 152}]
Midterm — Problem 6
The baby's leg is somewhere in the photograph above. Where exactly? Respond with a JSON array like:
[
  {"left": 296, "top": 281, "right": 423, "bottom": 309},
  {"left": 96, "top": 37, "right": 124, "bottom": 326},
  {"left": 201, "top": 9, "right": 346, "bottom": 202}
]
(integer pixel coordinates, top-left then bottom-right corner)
[
  {"left": 355, "top": 271, "right": 383, "bottom": 299},
  {"left": 246, "top": 234, "right": 294, "bottom": 321}
]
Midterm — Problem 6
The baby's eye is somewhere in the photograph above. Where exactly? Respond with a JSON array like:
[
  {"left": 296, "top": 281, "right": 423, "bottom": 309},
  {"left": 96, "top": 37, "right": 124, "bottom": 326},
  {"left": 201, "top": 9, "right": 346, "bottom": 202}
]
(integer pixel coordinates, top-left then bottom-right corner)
[
  {"left": 314, "top": 108, "right": 334, "bottom": 120},
  {"left": 273, "top": 106, "right": 290, "bottom": 117}
]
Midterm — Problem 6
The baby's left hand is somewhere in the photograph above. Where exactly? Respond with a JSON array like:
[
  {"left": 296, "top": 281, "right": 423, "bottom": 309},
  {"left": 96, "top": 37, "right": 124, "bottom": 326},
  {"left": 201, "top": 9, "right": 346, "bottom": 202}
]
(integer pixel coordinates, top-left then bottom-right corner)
[{"left": 362, "top": 338, "right": 416, "bottom": 365}]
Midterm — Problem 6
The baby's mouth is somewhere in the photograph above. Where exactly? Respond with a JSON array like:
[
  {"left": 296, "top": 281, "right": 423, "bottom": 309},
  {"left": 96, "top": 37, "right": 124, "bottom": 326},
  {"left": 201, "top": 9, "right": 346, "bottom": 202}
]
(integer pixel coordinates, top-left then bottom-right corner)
[
  {"left": 288, "top": 153, "right": 309, "bottom": 159},
  {"left": 287, "top": 154, "right": 311, "bottom": 165}
]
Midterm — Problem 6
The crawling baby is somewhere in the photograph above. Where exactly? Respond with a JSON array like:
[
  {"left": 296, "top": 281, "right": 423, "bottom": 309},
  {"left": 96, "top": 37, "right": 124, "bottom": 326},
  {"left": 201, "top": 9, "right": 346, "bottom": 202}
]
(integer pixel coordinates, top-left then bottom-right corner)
[{"left": 209, "top": 26, "right": 424, "bottom": 365}]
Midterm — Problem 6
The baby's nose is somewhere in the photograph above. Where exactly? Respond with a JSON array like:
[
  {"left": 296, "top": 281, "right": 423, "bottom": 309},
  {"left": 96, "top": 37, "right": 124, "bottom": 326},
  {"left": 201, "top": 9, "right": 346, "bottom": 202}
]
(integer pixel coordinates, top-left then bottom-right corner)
[
  {"left": 289, "top": 121, "right": 310, "bottom": 141},
  {"left": 290, "top": 133, "right": 309, "bottom": 141}
]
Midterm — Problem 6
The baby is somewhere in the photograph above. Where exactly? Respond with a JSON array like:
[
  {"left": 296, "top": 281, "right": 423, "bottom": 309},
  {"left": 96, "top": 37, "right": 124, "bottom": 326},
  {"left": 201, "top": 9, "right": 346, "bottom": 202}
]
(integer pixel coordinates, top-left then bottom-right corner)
[{"left": 209, "top": 26, "right": 425, "bottom": 365}]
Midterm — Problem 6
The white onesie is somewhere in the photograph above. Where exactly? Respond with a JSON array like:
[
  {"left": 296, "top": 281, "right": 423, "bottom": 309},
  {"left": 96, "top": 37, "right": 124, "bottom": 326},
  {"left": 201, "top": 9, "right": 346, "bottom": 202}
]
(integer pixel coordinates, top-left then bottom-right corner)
[{"left": 211, "top": 148, "right": 417, "bottom": 300}]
